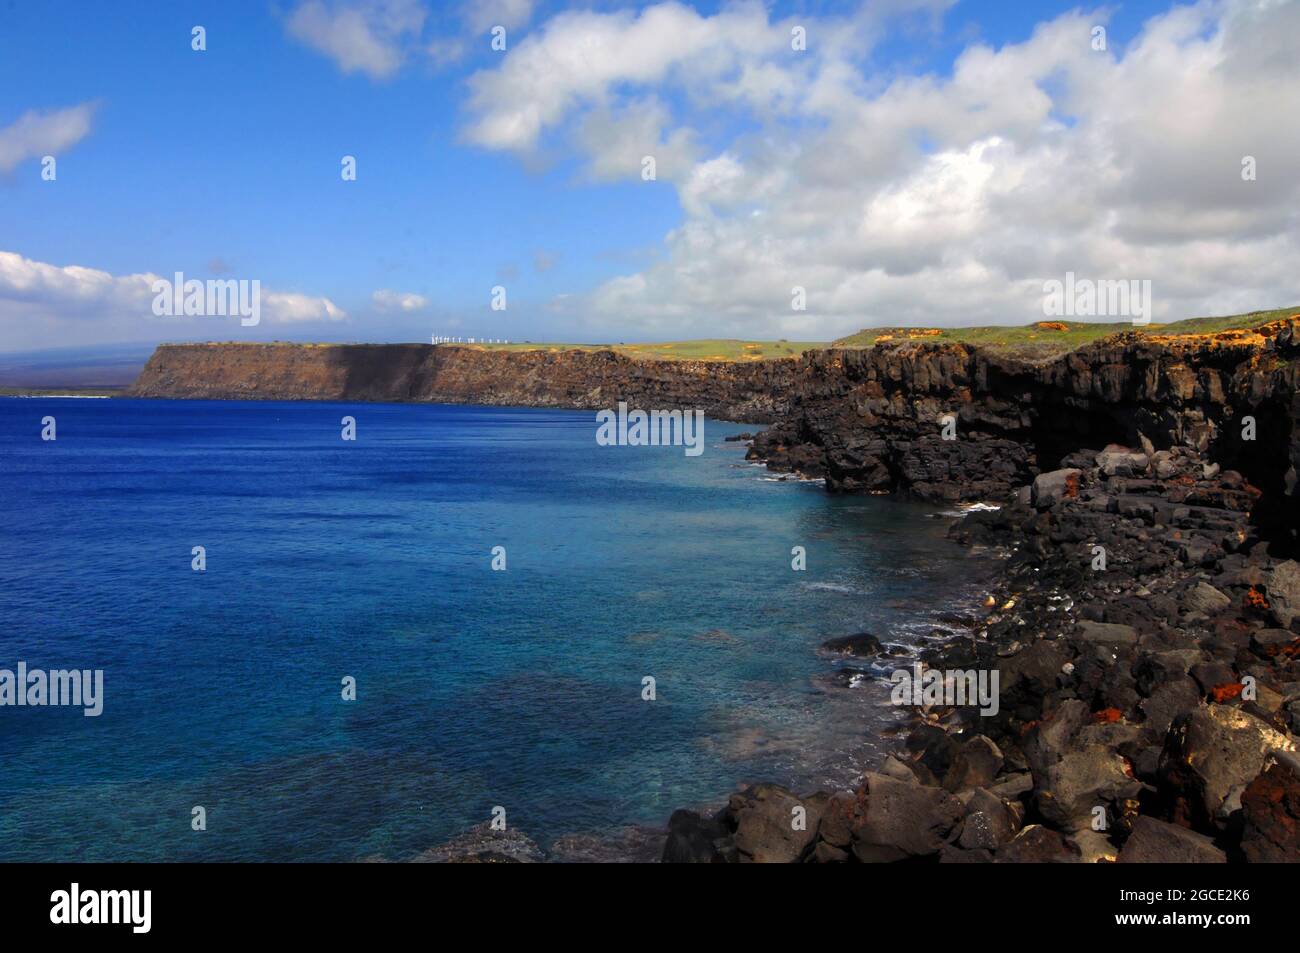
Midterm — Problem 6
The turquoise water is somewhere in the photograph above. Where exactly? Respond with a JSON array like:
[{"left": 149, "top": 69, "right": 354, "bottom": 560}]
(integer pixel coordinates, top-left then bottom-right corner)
[{"left": 0, "top": 398, "right": 990, "bottom": 861}]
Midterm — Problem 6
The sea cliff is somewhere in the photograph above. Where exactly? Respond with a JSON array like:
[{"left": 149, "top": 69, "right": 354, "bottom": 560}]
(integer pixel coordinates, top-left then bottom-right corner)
[
  {"left": 127, "top": 342, "right": 797, "bottom": 423},
  {"left": 128, "top": 323, "right": 1300, "bottom": 862}
]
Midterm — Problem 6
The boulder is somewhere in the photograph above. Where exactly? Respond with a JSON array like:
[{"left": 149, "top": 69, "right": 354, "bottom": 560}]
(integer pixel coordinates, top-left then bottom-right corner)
[
  {"left": 1116, "top": 816, "right": 1226, "bottom": 863},
  {"left": 1239, "top": 760, "right": 1300, "bottom": 862},
  {"left": 661, "top": 809, "right": 728, "bottom": 863},
  {"left": 1183, "top": 582, "right": 1231, "bottom": 616},
  {"left": 943, "top": 735, "right": 1005, "bottom": 792},
  {"left": 1159, "top": 705, "right": 1298, "bottom": 829},
  {"left": 957, "top": 788, "right": 1020, "bottom": 850},
  {"left": 1266, "top": 560, "right": 1300, "bottom": 627},
  {"left": 1034, "top": 743, "right": 1144, "bottom": 830},
  {"left": 849, "top": 773, "right": 964, "bottom": 862},
  {"left": 820, "top": 632, "right": 883, "bottom": 657},
  {"left": 1032, "top": 468, "right": 1081, "bottom": 509},
  {"left": 1097, "top": 447, "right": 1149, "bottom": 477},
  {"left": 816, "top": 790, "right": 866, "bottom": 850},
  {"left": 728, "top": 784, "right": 824, "bottom": 863}
]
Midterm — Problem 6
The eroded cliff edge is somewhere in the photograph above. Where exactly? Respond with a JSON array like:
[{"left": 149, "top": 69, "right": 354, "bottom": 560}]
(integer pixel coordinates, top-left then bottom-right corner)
[{"left": 754, "top": 320, "right": 1300, "bottom": 532}]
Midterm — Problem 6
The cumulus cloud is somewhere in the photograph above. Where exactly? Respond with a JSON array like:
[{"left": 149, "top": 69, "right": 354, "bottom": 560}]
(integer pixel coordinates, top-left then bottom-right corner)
[
  {"left": 0, "top": 251, "right": 346, "bottom": 351},
  {"left": 286, "top": 0, "right": 427, "bottom": 79},
  {"left": 372, "top": 288, "right": 429, "bottom": 311},
  {"left": 465, "top": 0, "right": 1300, "bottom": 339},
  {"left": 0, "top": 102, "right": 97, "bottom": 173}
]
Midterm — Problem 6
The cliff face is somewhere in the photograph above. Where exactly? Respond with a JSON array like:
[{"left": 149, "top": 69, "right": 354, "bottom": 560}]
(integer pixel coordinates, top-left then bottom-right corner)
[
  {"left": 128, "top": 343, "right": 800, "bottom": 423},
  {"left": 753, "top": 320, "right": 1300, "bottom": 523},
  {"left": 129, "top": 321, "right": 1300, "bottom": 536}
]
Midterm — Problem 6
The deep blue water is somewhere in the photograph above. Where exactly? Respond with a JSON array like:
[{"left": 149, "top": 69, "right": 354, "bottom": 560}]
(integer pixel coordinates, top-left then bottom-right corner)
[{"left": 0, "top": 398, "right": 991, "bottom": 861}]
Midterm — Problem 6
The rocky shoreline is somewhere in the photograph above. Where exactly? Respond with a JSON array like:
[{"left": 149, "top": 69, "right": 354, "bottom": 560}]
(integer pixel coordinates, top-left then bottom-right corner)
[
  {"left": 663, "top": 443, "right": 1300, "bottom": 862},
  {"left": 659, "top": 319, "right": 1300, "bottom": 863}
]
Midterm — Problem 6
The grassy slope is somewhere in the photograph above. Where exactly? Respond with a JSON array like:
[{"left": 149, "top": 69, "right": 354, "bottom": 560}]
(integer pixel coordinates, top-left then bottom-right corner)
[{"left": 829, "top": 307, "right": 1300, "bottom": 361}]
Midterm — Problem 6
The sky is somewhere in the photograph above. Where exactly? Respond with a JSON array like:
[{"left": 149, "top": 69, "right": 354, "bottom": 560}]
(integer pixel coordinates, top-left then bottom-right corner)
[{"left": 0, "top": 0, "right": 1296, "bottom": 354}]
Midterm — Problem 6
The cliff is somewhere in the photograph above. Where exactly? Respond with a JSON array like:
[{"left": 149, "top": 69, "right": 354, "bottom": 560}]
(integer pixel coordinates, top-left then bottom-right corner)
[
  {"left": 127, "top": 342, "right": 798, "bottom": 423},
  {"left": 754, "top": 319, "right": 1300, "bottom": 535}
]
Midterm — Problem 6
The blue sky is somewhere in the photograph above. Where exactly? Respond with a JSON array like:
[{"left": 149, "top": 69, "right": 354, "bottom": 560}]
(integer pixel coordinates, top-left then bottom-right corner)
[{"left": 1, "top": 0, "right": 1295, "bottom": 352}]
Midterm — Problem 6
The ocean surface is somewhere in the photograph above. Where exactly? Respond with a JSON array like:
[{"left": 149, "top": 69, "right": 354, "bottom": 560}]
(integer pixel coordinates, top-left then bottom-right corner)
[{"left": 0, "top": 398, "right": 993, "bottom": 861}]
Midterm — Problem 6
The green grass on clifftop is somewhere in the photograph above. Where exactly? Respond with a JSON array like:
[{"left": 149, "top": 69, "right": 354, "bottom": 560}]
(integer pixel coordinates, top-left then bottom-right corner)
[
  {"left": 830, "top": 307, "right": 1300, "bottom": 362},
  {"left": 467, "top": 338, "right": 825, "bottom": 362}
]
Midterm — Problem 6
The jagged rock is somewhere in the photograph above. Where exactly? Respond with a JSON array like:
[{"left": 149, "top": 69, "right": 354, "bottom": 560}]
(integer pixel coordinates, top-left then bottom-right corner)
[
  {"left": 905, "top": 723, "right": 959, "bottom": 780},
  {"left": 958, "top": 788, "right": 1020, "bottom": 850},
  {"left": 880, "top": 754, "right": 920, "bottom": 784},
  {"left": 1034, "top": 744, "right": 1144, "bottom": 830},
  {"left": 816, "top": 790, "right": 866, "bottom": 850},
  {"left": 661, "top": 809, "right": 728, "bottom": 863},
  {"left": 849, "top": 773, "right": 964, "bottom": 862},
  {"left": 820, "top": 632, "right": 883, "bottom": 657},
  {"left": 728, "top": 784, "right": 825, "bottom": 863},
  {"left": 1266, "top": 560, "right": 1300, "bottom": 627},
  {"left": 1239, "top": 760, "right": 1300, "bottom": 862},
  {"left": 944, "top": 735, "right": 1005, "bottom": 792},
  {"left": 1159, "top": 705, "right": 1298, "bottom": 829},
  {"left": 1184, "top": 582, "right": 1232, "bottom": 615},
  {"left": 1139, "top": 678, "right": 1203, "bottom": 735},
  {"left": 1252, "top": 628, "right": 1300, "bottom": 659},
  {"left": 1033, "top": 469, "right": 1081, "bottom": 509},
  {"left": 1116, "top": 816, "right": 1226, "bottom": 863}
]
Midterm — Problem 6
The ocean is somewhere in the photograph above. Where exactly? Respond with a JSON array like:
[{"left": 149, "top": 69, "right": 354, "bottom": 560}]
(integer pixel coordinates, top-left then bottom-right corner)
[{"left": 0, "top": 397, "right": 992, "bottom": 861}]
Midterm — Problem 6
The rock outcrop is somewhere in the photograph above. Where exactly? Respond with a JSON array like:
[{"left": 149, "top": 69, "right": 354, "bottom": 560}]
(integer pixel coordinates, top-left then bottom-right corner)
[{"left": 752, "top": 320, "right": 1300, "bottom": 534}]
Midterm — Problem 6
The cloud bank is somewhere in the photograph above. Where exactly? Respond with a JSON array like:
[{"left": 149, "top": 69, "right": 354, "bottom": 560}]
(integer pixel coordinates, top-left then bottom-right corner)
[{"left": 461, "top": 0, "right": 1299, "bottom": 339}]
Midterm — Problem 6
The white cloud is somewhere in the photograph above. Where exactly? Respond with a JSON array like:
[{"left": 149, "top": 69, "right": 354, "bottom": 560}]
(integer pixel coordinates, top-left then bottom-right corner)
[
  {"left": 0, "top": 102, "right": 97, "bottom": 173},
  {"left": 264, "top": 291, "right": 348, "bottom": 322},
  {"left": 371, "top": 288, "right": 429, "bottom": 312},
  {"left": 463, "top": 0, "right": 535, "bottom": 33},
  {"left": 465, "top": 0, "right": 1300, "bottom": 339},
  {"left": 0, "top": 251, "right": 346, "bottom": 351},
  {"left": 286, "top": 0, "right": 427, "bottom": 79}
]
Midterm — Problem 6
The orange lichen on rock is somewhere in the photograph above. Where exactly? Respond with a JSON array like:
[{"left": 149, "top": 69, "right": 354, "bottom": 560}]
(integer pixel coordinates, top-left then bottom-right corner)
[
  {"left": 1211, "top": 683, "right": 1244, "bottom": 703},
  {"left": 1244, "top": 586, "right": 1270, "bottom": 612},
  {"left": 1090, "top": 707, "right": 1124, "bottom": 724}
]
